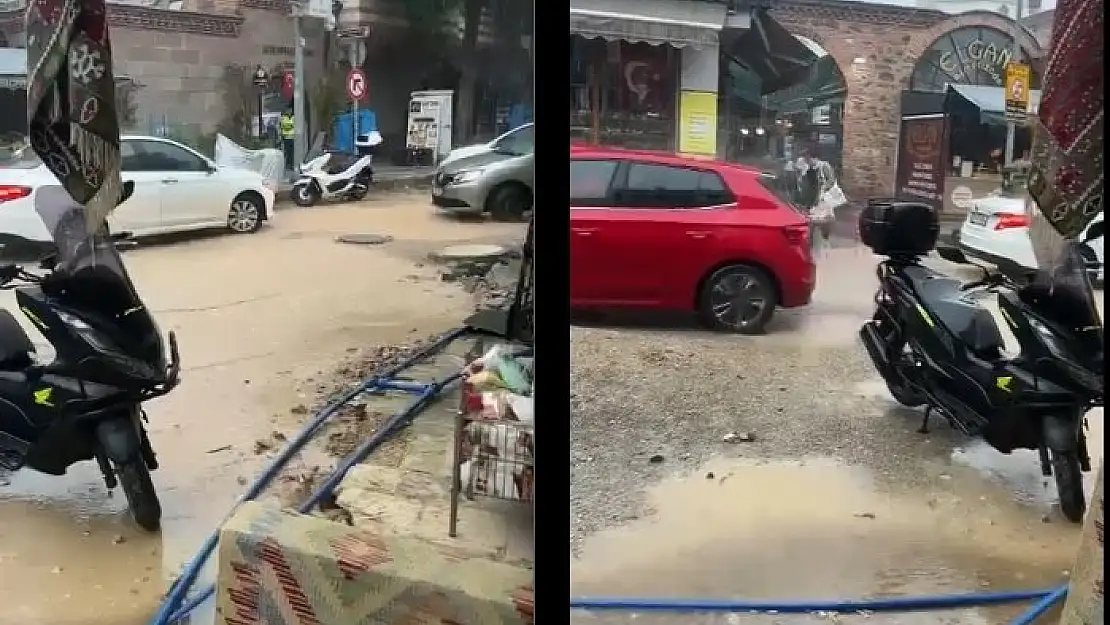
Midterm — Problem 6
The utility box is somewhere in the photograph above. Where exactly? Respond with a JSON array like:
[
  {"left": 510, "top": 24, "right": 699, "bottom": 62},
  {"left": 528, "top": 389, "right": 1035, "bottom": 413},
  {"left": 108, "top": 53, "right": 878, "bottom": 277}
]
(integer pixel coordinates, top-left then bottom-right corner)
[{"left": 406, "top": 90, "right": 454, "bottom": 164}]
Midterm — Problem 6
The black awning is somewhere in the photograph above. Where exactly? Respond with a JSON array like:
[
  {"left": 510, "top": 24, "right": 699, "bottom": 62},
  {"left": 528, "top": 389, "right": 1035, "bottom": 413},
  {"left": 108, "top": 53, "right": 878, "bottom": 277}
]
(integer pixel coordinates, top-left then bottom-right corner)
[
  {"left": 900, "top": 90, "right": 947, "bottom": 118},
  {"left": 722, "top": 8, "right": 818, "bottom": 95}
]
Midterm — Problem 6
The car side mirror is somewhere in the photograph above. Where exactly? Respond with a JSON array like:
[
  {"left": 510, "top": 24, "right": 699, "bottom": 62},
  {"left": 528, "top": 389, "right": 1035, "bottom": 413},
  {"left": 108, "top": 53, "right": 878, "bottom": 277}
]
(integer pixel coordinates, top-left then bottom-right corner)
[{"left": 205, "top": 162, "right": 218, "bottom": 174}]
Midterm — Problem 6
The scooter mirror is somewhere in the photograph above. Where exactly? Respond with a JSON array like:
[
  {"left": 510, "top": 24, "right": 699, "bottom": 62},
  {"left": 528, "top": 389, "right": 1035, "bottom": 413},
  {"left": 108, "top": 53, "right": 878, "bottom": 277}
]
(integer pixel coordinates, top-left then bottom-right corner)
[
  {"left": 1082, "top": 220, "right": 1104, "bottom": 244},
  {"left": 936, "top": 245, "right": 970, "bottom": 264}
]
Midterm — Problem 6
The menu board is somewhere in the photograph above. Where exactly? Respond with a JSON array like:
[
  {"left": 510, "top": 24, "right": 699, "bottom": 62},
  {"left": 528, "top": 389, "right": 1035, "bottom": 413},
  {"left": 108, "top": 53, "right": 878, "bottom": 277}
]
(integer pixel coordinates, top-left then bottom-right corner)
[{"left": 894, "top": 115, "right": 950, "bottom": 212}]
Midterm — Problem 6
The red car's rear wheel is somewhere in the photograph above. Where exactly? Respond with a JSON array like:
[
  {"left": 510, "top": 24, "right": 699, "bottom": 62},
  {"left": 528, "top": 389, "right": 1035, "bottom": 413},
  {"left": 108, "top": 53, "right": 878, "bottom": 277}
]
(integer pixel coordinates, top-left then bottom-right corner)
[{"left": 698, "top": 264, "right": 778, "bottom": 334}]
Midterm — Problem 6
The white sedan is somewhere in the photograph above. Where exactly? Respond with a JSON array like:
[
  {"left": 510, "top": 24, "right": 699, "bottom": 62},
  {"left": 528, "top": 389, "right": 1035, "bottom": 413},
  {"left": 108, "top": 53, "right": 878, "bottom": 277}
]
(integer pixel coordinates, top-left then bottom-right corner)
[
  {"left": 0, "top": 135, "right": 276, "bottom": 240},
  {"left": 956, "top": 195, "right": 1104, "bottom": 285}
]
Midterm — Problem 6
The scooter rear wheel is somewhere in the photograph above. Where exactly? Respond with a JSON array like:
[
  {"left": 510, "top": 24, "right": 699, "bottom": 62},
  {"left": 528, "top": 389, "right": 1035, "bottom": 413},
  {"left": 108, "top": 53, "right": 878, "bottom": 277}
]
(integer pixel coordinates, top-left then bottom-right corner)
[
  {"left": 874, "top": 319, "right": 926, "bottom": 407},
  {"left": 1052, "top": 451, "right": 1086, "bottom": 523},
  {"left": 118, "top": 458, "right": 162, "bottom": 532}
]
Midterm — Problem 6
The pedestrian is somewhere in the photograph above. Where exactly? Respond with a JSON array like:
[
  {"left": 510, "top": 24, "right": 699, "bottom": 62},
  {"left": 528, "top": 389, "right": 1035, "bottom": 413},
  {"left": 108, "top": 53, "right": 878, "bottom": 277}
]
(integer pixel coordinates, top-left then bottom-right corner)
[
  {"left": 799, "top": 151, "right": 839, "bottom": 247},
  {"left": 279, "top": 108, "right": 295, "bottom": 174}
]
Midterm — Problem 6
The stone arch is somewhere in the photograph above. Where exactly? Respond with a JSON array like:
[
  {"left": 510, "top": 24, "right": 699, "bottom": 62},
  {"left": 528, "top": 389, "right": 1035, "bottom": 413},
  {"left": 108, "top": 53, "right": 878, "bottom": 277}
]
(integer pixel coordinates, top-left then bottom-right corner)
[
  {"left": 768, "top": 4, "right": 1048, "bottom": 198},
  {"left": 904, "top": 11, "right": 1044, "bottom": 67}
]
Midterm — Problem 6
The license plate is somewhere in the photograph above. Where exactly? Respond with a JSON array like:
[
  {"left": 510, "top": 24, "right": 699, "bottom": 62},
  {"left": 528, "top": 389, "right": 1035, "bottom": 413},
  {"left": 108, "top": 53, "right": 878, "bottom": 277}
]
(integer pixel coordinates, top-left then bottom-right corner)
[
  {"left": 432, "top": 187, "right": 443, "bottom": 197},
  {"left": 969, "top": 212, "right": 989, "bottom": 226}
]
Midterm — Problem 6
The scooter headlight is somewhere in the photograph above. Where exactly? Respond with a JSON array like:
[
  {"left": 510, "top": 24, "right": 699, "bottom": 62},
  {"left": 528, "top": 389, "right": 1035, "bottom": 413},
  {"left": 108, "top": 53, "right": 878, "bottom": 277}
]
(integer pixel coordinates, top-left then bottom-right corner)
[
  {"left": 55, "top": 310, "right": 163, "bottom": 381},
  {"left": 55, "top": 309, "right": 117, "bottom": 354},
  {"left": 1027, "top": 316, "right": 1103, "bottom": 393}
]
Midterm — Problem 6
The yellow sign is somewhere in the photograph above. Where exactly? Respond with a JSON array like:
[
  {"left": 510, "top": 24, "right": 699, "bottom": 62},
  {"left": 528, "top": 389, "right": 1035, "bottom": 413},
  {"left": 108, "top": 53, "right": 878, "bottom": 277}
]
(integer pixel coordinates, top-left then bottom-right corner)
[
  {"left": 1004, "top": 62, "right": 1031, "bottom": 122},
  {"left": 677, "top": 90, "right": 717, "bottom": 157}
]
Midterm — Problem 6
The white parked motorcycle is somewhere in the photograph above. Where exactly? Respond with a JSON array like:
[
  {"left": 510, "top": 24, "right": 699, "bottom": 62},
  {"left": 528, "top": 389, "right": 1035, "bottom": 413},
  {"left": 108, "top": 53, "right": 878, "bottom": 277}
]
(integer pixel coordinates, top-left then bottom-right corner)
[{"left": 290, "top": 131, "right": 382, "bottom": 207}]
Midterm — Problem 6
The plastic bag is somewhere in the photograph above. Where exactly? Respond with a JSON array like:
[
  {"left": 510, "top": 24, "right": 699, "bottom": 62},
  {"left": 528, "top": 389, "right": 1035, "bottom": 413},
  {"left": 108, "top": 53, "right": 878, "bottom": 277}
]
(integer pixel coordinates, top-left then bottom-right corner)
[
  {"left": 506, "top": 393, "right": 534, "bottom": 425},
  {"left": 471, "top": 344, "right": 531, "bottom": 395},
  {"left": 466, "top": 370, "right": 508, "bottom": 391}
]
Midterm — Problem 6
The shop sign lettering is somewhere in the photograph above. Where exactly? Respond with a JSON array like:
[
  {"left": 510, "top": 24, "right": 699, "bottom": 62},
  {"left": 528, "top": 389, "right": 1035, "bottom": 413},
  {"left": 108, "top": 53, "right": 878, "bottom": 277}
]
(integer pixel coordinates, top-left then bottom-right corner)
[{"left": 939, "top": 40, "right": 1013, "bottom": 85}]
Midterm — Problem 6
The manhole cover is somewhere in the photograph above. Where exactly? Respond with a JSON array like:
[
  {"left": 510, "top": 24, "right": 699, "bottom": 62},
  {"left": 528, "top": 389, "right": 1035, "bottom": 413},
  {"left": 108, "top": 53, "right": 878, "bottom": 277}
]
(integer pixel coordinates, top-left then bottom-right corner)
[
  {"left": 336, "top": 234, "right": 393, "bottom": 245},
  {"left": 430, "top": 244, "right": 508, "bottom": 262}
]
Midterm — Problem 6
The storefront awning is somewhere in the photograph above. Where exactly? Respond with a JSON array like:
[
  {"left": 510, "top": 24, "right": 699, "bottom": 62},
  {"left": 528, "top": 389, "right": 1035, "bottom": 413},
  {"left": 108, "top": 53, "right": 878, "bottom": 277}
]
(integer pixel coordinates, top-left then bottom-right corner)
[
  {"left": 945, "top": 84, "right": 1043, "bottom": 125},
  {"left": 721, "top": 8, "right": 818, "bottom": 95},
  {"left": 569, "top": 0, "right": 727, "bottom": 48}
]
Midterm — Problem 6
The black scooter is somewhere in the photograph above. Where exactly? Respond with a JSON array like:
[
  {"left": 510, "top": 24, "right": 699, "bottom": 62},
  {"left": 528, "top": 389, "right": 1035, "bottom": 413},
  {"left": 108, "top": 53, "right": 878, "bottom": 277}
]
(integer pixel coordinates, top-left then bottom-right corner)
[
  {"left": 860, "top": 221, "right": 1104, "bottom": 523},
  {"left": 0, "top": 187, "right": 180, "bottom": 531}
]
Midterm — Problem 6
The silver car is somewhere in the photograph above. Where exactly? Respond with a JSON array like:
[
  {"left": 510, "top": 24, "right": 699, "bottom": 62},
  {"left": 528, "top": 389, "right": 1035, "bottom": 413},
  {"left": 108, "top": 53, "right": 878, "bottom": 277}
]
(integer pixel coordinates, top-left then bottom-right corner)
[{"left": 431, "top": 123, "right": 534, "bottom": 221}]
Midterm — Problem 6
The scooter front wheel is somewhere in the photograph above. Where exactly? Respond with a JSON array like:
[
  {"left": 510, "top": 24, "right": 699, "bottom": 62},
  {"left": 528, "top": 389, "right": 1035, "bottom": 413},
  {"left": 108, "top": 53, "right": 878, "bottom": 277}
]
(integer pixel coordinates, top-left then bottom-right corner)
[
  {"left": 1051, "top": 451, "right": 1086, "bottom": 523},
  {"left": 118, "top": 458, "right": 162, "bottom": 531},
  {"left": 291, "top": 182, "right": 320, "bottom": 207}
]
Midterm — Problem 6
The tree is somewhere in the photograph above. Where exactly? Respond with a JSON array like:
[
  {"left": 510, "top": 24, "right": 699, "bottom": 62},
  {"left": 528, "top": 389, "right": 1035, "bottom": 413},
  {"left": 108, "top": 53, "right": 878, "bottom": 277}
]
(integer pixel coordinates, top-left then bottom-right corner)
[{"left": 385, "top": 0, "right": 532, "bottom": 144}]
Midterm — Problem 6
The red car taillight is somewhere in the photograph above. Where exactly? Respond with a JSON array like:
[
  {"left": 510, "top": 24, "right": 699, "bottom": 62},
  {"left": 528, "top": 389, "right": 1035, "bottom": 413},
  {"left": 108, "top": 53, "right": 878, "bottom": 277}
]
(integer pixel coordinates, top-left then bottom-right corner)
[
  {"left": 783, "top": 224, "right": 809, "bottom": 247},
  {"left": 0, "top": 185, "right": 31, "bottom": 203},
  {"left": 994, "top": 212, "right": 1030, "bottom": 230}
]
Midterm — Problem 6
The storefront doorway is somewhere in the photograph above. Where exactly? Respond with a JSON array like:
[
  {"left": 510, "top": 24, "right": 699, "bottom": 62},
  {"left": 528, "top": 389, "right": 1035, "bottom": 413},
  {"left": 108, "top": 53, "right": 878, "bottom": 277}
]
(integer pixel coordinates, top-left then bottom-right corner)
[
  {"left": 897, "top": 26, "right": 1042, "bottom": 214},
  {"left": 719, "top": 30, "right": 843, "bottom": 177}
]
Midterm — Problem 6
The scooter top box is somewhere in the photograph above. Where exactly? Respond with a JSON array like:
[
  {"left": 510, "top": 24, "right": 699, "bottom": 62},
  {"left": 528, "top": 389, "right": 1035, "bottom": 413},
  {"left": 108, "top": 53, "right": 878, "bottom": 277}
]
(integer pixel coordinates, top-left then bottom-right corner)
[{"left": 859, "top": 199, "right": 939, "bottom": 258}]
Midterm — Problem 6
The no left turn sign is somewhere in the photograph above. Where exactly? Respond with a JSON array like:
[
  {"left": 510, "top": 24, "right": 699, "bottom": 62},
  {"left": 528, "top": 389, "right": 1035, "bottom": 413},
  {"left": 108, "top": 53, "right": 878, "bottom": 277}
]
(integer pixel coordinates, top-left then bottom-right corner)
[{"left": 346, "top": 68, "right": 368, "bottom": 102}]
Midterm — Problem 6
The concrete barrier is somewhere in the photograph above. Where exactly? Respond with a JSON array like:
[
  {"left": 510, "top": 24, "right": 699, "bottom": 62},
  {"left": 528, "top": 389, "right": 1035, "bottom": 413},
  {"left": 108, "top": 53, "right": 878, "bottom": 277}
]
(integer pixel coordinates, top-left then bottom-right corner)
[{"left": 216, "top": 501, "right": 531, "bottom": 625}]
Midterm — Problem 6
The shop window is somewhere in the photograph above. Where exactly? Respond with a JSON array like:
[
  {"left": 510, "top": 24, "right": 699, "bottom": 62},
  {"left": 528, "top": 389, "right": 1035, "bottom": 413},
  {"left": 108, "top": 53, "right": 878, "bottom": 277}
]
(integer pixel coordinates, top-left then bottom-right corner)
[
  {"left": 909, "top": 26, "right": 1040, "bottom": 91},
  {"left": 570, "top": 36, "right": 679, "bottom": 151}
]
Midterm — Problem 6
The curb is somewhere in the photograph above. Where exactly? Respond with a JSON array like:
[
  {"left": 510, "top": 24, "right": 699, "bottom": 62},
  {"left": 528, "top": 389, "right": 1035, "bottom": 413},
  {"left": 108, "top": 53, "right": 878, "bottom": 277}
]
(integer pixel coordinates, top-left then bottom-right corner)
[{"left": 217, "top": 501, "right": 530, "bottom": 624}]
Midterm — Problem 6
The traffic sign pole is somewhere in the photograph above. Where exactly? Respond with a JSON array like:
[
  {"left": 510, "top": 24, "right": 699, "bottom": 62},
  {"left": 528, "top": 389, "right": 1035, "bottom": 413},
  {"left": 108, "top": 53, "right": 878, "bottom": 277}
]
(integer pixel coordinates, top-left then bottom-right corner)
[
  {"left": 1004, "top": 0, "right": 1024, "bottom": 166},
  {"left": 350, "top": 47, "right": 359, "bottom": 151},
  {"left": 345, "top": 67, "right": 368, "bottom": 154}
]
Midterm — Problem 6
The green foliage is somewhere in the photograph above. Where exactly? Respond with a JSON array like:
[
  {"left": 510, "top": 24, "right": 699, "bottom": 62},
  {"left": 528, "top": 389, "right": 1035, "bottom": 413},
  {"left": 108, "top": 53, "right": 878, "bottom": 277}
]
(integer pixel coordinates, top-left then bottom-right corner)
[
  {"left": 391, "top": 0, "right": 457, "bottom": 40},
  {"left": 310, "top": 71, "right": 344, "bottom": 137}
]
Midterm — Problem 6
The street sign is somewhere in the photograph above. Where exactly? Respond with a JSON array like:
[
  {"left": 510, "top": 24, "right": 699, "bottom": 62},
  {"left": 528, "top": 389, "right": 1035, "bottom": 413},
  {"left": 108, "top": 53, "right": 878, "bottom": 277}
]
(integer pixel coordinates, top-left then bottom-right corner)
[
  {"left": 346, "top": 68, "right": 368, "bottom": 102},
  {"left": 252, "top": 65, "right": 269, "bottom": 88},
  {"left": 1004, "top": 62, "right": 1031, "bottom": 123}
]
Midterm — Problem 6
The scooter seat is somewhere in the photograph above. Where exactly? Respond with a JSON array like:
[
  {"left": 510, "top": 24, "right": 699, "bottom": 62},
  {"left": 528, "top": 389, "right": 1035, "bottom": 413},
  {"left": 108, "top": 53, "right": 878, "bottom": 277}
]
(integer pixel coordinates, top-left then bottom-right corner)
[
  {"left": 324, "top": 153, "right": 360, "bottom": 175},
  {"left": 904, "top": 266, "right": 1005, "bottom": 356}
]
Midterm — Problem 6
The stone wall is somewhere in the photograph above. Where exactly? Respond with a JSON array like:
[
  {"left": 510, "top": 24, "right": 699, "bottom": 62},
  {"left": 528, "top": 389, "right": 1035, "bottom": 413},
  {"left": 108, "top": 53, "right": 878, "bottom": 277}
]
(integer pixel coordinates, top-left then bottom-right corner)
[
  {"left": 770, "top": 4, "right": 1044, "bottom": 198},
  {"left": 113, "top": 6, "right": 327, "bottom": 136},
  {"left": 0, "top": 1, "right": 326, "bottom": 137}
]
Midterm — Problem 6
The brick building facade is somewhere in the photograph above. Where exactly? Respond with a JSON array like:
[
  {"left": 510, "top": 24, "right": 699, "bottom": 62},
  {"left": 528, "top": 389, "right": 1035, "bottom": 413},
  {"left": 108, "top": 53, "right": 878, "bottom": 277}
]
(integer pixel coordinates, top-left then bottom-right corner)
[{"left": 768, "top": 0, "right": 1045, "bottom": 197}]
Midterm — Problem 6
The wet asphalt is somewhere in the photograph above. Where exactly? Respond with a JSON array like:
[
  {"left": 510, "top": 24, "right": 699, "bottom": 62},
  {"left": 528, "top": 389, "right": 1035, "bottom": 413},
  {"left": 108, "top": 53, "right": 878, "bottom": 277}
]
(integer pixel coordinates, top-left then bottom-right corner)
[
  {"left": 0, "top": 198, "right": 525, "bottom": 625},
  {"left": 570, "top": 239, "right": 1103, "bottom": 625}
]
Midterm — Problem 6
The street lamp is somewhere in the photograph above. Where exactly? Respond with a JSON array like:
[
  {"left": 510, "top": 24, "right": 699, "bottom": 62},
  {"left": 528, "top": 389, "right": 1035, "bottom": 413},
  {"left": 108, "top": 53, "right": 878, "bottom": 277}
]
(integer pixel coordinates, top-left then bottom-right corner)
[{"left": 252, "top": 65, "right": 269, "bottom": 140}]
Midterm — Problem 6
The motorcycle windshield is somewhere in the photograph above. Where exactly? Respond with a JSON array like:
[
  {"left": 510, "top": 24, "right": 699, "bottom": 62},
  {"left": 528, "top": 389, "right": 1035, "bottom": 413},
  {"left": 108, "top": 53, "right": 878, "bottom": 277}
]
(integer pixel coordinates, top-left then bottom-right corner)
[
  {"left": 33, "top": 185, "right": 166, "bottom": 369},
  {"left": 1020, "top": 241, "right": 1104, "bottom": 348},
  {"left": 34, "top": 186, "right": 130, "bottom": 288}
]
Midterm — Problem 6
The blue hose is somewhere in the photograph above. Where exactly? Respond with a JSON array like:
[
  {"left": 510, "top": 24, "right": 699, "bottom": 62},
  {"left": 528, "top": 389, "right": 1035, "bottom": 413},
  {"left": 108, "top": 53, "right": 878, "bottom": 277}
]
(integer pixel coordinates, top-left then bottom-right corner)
[
  {"left": 569, "top": 587, "right": 1057, "bottom": 614},
  {"left": 1007, "top": 584, "right": 1069, "bottom": 625},
  {"left": 148, "top": 328, "right": 469, "bottom": 625}
]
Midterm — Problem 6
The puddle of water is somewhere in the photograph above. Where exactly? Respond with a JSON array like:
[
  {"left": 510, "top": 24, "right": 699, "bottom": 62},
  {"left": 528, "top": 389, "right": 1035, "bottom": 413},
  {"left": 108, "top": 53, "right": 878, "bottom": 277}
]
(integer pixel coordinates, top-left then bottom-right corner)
[{"left": 573, "top": 457, "right": 1080, "bottom": 624}]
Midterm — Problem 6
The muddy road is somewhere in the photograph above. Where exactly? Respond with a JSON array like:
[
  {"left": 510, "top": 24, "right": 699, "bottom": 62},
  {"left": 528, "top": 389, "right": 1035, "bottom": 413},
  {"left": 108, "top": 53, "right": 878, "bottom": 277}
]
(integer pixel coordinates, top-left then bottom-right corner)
[
  {"left": 0, "top": 194, "right": 524, "bottom": 625},
  {"left": 571, "top": 242, "right": 1103, "bottom": 624}
]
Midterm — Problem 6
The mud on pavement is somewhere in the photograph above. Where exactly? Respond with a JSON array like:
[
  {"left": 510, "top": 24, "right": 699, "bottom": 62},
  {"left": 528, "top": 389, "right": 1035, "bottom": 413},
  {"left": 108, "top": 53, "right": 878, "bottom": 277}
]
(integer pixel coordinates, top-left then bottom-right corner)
[
  {"left": 570, "top": 244, "right": 1096, "bottom": 625},
  {"left": 0, "top": 194, "right": 525, "bottom": 625}
]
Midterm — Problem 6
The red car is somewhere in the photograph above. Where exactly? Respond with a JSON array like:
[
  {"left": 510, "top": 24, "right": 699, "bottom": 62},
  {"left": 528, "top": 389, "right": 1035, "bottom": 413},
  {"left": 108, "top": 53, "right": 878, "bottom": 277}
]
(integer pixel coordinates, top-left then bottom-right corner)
[{"left": 570, "top": 146, "right": 816, "bottom": 334}]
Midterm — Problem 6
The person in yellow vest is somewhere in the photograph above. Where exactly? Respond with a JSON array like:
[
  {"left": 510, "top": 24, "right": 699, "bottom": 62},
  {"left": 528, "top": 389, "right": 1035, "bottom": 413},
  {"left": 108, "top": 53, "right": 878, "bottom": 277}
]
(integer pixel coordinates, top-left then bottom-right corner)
[{"left": 279, "top": 108, "right": 295, "bottom": 173}]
